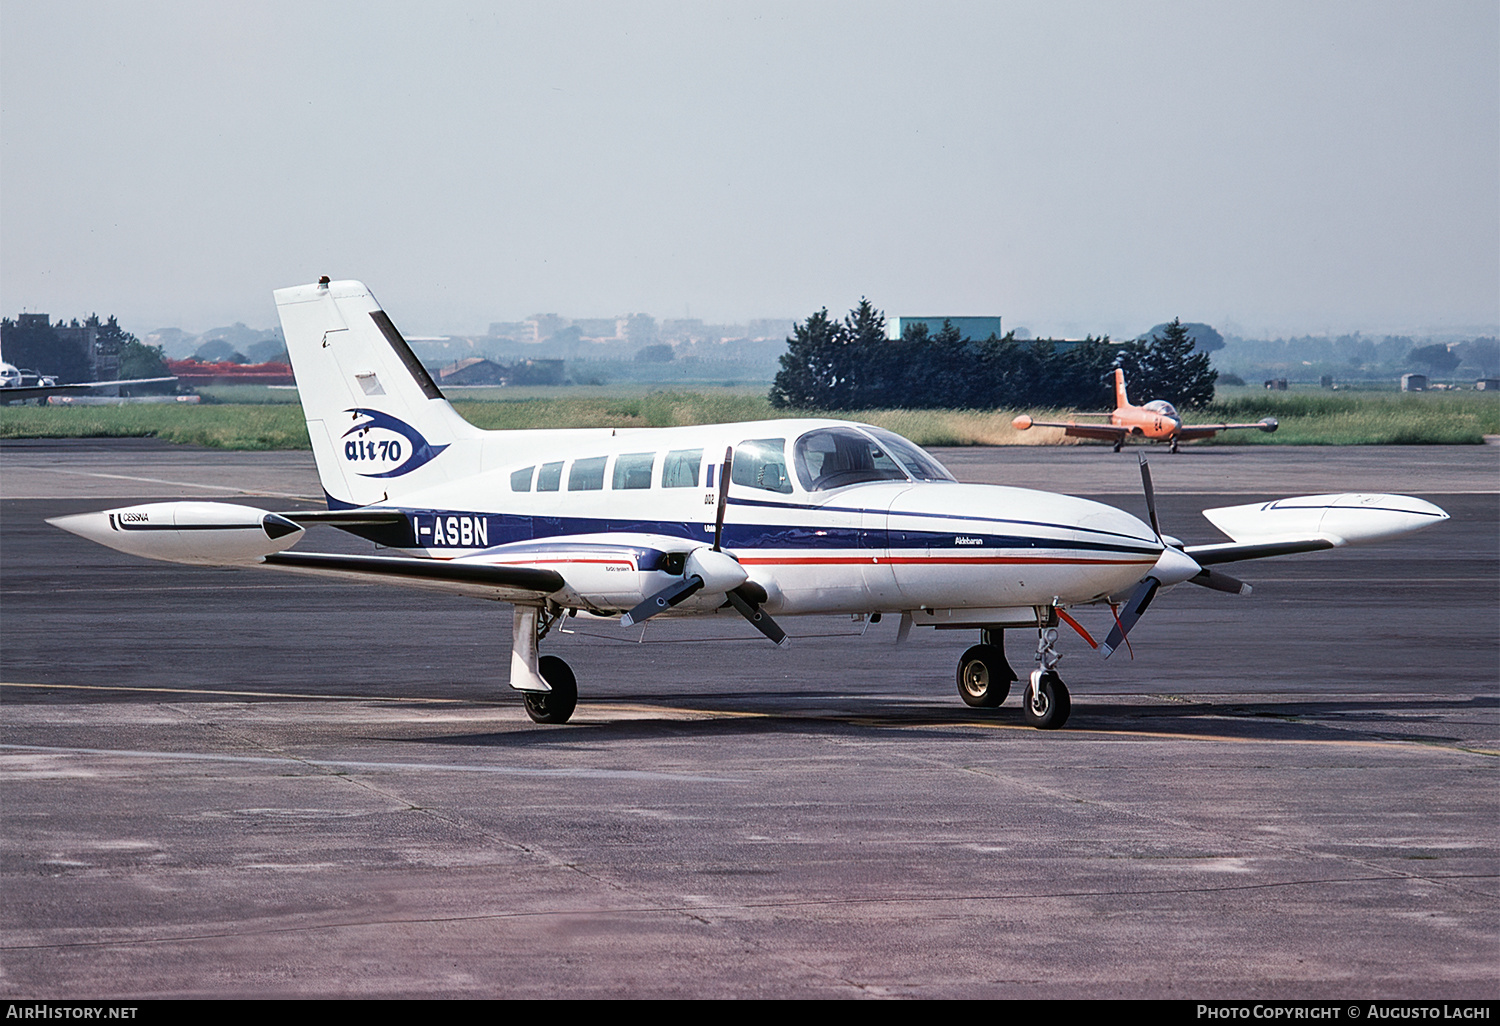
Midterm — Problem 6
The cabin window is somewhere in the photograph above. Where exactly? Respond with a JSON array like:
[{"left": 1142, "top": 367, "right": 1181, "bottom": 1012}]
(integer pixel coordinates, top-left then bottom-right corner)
[
  {"left": 612, "top": 452, "right": 656, "bottom": 490},
  {"left": 793, "top": 427, "right": 907, "bottom": 491},
  {"left": 568, "top": 456, "right": 607, "bottom": 491},
  {"left": 511, "top": 466, "right": 535, "bottom": 492},
  {"left": 863, "top": 427, "right": 954, "bottom": 482},
  {"left": 662, "top": 448, "right": 702, "bottom": 488},
  {"left": 536, "top": 461, "right": 563, "bottom": 492},
  {"left": 732, "top": 438, "right": 793, "bottom": 494}
]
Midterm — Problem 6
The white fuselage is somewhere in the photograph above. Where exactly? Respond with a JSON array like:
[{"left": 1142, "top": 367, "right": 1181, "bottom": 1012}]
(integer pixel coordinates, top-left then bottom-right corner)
[{"left": 363, "top": 419, "right": 1164, "bottom": 619}]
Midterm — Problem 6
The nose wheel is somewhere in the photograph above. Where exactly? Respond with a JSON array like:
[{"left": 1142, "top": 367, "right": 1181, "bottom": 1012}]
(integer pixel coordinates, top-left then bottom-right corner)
[{"left": 1022, "top": 669, "right": 1070, "bottom": 729}]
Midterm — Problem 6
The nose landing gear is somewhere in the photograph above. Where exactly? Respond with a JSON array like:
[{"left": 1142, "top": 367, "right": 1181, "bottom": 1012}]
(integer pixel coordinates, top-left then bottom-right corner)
[{"left": 1024, "top": 626, "right": 1071, "bottom": 729}]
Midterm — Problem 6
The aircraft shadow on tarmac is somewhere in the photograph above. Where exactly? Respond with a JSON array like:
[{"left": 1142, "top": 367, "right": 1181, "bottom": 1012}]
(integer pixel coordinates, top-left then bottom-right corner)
[{"left": 397, "top": 691, "right": 1495, "bottom": 750}]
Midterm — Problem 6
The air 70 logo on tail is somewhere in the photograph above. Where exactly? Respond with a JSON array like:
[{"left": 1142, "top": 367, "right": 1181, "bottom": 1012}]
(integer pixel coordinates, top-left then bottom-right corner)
[{"left": 341, "top": 409, "right": 448, "bottom": 478}]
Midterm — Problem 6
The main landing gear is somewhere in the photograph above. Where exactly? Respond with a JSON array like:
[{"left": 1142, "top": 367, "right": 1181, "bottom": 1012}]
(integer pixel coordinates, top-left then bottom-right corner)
[
  {"left": 956, "top": 628, "right": 1016, "bottom": 708},
  {"left": 512, "top": 605, "right": 578, "bottom": 724},
  {"left": 955, "top": 623, "right": 1072, "bottom": 729}
]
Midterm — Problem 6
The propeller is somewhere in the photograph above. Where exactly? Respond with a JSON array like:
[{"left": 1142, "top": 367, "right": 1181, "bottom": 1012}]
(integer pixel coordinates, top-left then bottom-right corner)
[
  {"left": 621, "top": 446, "right": 789, "bottom": 646},
  {"left": 1100, "top": 456, "right": 1248, "bottom": 658}
]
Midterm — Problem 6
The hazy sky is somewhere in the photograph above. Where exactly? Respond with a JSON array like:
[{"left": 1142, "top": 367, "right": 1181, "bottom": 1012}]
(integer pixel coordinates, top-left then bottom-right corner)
[{"left": 2, "top": 1, "right": 1496, "bottom": 339}]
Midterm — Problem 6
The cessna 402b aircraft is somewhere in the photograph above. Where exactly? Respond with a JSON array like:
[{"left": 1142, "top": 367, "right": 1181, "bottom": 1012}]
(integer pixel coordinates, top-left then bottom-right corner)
[
  {"left": 50, "top": 279, "right": 1449, "bottom": 729},
  {"left": 1012, "top": 368, "right": 1280, "bottom": 452}
]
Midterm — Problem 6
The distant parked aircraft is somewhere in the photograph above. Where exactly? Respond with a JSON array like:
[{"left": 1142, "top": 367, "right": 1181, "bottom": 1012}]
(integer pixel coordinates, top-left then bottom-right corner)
[
  {"left": 1012, "top": 369, "right": 1278, "bottom": 453},
  {"left": 0, "top": 360, "right": 175, "bottom": 403}
]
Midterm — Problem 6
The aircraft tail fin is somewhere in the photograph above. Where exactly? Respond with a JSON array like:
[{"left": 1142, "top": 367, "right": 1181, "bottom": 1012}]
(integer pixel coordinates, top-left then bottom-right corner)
[
  {"left": 1113, "top": 368, "right": 1130, "bottom": 409},
  {"left": 274, "top": 279, "right": 483, "bottom": 508}
]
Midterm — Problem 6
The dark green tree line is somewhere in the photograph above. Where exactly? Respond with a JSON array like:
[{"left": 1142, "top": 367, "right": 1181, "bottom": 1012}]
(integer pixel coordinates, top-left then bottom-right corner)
[{"left": 773, "top": 301, "right": 1224, "bottom": 411}]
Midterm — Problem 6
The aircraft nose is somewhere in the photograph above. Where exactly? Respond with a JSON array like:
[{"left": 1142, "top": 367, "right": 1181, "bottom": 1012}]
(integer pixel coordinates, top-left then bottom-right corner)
[{"left": 1076, "top": 497, "right": 1161, "bottom": 552}]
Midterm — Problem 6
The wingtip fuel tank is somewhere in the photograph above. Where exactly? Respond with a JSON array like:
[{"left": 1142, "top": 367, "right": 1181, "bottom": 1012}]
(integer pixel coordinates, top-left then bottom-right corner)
[
  {"left": 1202, "top": 493, "right": 1449, "bottom": 547},
  {"left": 48, "top": 502, "right": 305, "bottom": 565}
]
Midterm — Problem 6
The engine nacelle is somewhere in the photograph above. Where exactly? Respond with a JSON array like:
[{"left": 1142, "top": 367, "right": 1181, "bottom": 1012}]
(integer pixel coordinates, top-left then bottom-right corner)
[
  {"left": 48, "top": 502, "right": 305, "bottom": 565},
  {"left": 1202, "top": 493, "right": 1449, "bottom": 547}
]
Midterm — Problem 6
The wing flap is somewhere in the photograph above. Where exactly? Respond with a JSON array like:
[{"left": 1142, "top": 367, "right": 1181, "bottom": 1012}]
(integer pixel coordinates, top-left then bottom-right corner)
[
  {"left": 1183, "top": 538, "right": 1338, "bottom": 565},
  {"left": 261, "top": 551, "right": 564, "bottom": 601}
]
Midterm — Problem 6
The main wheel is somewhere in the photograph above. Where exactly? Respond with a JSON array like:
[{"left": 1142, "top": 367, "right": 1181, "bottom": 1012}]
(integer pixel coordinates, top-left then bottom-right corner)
[
  {"left": 957, "top": 644, "right": 1012, "bottom": 708},
  {"left": 523, "top": 655, "right": 578, "bottom": 724},
  {"left": 1022, "top": 670, "right": 1071, "bottom": 729}
]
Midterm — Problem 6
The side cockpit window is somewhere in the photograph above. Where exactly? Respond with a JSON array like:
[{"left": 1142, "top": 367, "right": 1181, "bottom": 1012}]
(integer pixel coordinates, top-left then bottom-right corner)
[
  {"left": 794, "top": 428, "right": 907, "bottom": 491},
  {"left": 511, "top": 466, "right": 535, "bottom": 492},
  {"left": 732, "top": 438, "right": 793, "bottom": 494}
]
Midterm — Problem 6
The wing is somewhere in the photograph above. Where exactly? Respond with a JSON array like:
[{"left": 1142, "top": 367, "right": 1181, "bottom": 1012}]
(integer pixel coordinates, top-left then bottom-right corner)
[
  {"left": 1012, "top": 415, "right": 1127, "bottom": 441},
  {"left": 1184, "top": 492, "right": 1447, "bottom": 565},
  {"left": 1174, "top": 418, "right": 1278, "bottom": 441},
  {"left": 1, "top": 377, "right": 178, "bottom": 403}
]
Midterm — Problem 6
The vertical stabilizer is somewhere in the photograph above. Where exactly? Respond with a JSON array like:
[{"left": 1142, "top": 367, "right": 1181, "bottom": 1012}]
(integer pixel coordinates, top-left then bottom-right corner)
[
  {"left": 1113, "top": 368, "right": 1131, "bottom": 410},
  {"left": 274, "top": 279, "right": 482, "bottom": 508}
]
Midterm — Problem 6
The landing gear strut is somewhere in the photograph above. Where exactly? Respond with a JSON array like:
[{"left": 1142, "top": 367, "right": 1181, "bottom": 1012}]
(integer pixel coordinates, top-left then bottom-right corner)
[
  {"left": 1023, "top": 626, "right": 1071, "bottom": 729},
  {"left": 512, "top": 605, "right": 578, "bottom": 724}
]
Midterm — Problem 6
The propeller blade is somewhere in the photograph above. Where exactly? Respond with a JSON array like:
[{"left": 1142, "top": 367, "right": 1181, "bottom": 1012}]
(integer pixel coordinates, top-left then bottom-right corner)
[
  {"left": 1138, "top": 454, "right": 1161, "bottom": 540},
  {"left": 1100, "top": 576, "right": 1160, "bottom": 658},
  {"left": 713, "top": 446, "right": 733, "bottom": 552},
  {"left": 1188, "top": 568, "right": 1252, "bottom": 595},
  {"left": 725, "top": 586, "right": 788, "bottom": 647},
  {"left": 621, "top": 575, "right": 705, "bottom": 627}
]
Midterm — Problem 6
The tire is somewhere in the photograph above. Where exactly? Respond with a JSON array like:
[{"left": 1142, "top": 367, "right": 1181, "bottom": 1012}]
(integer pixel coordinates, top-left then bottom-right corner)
[
  {"left": 957, "top": 644, "right": 1011, "bottom": 708},
  {"left": 523, "top": 655, "right": 578, "bottom": 724},
  {"left": 1022, "top": 671, "right": 1071, "bottom": 729}
]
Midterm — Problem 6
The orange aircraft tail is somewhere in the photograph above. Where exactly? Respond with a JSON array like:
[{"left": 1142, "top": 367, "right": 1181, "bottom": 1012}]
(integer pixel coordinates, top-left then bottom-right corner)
[{"left": 1113, "top": 368, "right": 1131, "bottom": 410}]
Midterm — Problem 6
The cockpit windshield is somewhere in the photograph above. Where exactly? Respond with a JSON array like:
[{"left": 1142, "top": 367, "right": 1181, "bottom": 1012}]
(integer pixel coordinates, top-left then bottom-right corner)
[
  {"left": 793, "top": 426, "right": 955, "bottom": 491},
  {"left": 1144, "top": 400, "right": 1178, "bottom": 417}
]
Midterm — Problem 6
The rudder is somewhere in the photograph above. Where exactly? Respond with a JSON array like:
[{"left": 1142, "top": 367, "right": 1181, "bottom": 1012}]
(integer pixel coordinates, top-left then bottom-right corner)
[{"left": 274, "top": 279, "right": 482, "bottom": 508}]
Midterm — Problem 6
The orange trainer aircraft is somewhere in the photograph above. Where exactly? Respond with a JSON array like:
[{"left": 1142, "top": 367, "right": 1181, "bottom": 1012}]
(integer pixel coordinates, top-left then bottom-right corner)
[{"left": 1012, "top": 369, "right": 1278, "bottom": 453}]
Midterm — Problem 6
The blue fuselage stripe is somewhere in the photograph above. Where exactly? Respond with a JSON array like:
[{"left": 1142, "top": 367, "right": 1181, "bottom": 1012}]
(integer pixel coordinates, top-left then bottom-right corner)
[{"left": 398, "top": 509, "right": 1159, "bottom": 559}]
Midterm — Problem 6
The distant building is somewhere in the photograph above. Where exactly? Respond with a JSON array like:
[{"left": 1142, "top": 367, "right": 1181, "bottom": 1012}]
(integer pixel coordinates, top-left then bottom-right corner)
[
  {"left": 1474, "top": 378, "right": 1498, "bottom": 391},
  {"left": 165, "top": 358, "right": 294, "bottom": 385},
  {"left": 1401, "top": 373, "right": 1428, "bottom": 392},
  {"left": 436, "top": 357, "right": 565, "bottom": 387},
  {"left": 888, "top": 316, "right": 1004, "bottom": 341},
  {"left": 488, "top": 321, "right": 534, "bottom": 342},
  {"left": 439, "top": 358, "right": 508, "bottom": 385},
  {"left": 571, "top": 318, "right": 621, "bottom": 340}
]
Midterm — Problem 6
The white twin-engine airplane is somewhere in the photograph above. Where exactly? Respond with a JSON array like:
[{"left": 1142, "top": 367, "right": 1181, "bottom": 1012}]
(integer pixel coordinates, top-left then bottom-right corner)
[{"left": 50, "top": 279, "right": 1450, "bottom": 729}]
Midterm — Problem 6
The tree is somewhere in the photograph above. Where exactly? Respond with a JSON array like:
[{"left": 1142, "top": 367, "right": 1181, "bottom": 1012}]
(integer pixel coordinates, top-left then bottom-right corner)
[
  {"left": 1456, "top": 337, "right": 1499, "bottom": 378},
  {"left": 770, "top": 307, "right": 841, "bottom": 409},
  {"left": 0, "top": 316, "right": 91, "bottom": 382},
  {"left": 118, "top": 339, "right": 169, "bottom": 379},
  {"left": 1140, "top": 321, "right": 1223, "bottom": 353},
  {"left": 1406, "top": 343, "right": 1460, "bottom": 378},
  {"left": 1115, "top": 318, "right": 1217, "bottom": 409}
]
